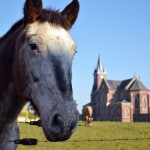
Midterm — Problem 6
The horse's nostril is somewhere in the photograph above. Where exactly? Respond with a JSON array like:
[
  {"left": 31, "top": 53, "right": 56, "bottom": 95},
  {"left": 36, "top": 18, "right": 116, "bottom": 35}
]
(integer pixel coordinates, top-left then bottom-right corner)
[
  {"left": 49, "top": 113, "right": 78, "bottom": 138},
  {"left": 51, "top": 114, "right": 63, "bottom": 134}
]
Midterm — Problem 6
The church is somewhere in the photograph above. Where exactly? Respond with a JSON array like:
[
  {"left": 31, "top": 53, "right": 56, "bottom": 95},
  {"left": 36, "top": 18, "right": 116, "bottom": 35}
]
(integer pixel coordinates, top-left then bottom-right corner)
[{"left": 83, "top": 55, "right": 150, "bottom": 122}]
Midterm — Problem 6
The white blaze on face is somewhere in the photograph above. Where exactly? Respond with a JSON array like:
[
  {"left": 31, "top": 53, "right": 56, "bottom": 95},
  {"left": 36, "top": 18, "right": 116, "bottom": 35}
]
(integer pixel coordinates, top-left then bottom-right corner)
[{"left": 26, "top": 21, "right": 76, "bottom": 58}]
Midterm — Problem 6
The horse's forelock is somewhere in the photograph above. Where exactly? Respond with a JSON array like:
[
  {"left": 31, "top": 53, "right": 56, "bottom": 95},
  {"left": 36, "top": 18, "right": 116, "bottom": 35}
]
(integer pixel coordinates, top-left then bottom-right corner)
[{"left": 39, "top": 9, "right": 67, "bottom": 29}]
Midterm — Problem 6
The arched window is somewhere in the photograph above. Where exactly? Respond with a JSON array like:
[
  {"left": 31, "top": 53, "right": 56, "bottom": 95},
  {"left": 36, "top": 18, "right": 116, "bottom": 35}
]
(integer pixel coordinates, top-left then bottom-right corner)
[
  {"left": 134, "top": 97, "right": 139, "bottom": 109},
  {"left": 143, "top": 98, "right": 147, "bottom": 109},
  {"left": 125, "top": 109, "right": 129, "bottom": 117}
]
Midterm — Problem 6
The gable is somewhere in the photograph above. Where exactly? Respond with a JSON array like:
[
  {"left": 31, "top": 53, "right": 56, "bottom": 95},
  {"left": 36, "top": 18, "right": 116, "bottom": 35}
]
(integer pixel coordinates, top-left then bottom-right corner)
[
  {"left": 99, "top": 79, "right": 109, "bottom": 90},
  {"left": 129, "top": 79, "right": 148, "bottom": 91}
]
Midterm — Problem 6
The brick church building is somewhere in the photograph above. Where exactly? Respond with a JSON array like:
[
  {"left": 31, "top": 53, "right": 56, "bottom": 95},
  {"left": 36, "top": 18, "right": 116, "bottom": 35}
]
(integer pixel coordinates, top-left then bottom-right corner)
[{"left": 83, "top": 55, "right": 150, "bottom": 122}]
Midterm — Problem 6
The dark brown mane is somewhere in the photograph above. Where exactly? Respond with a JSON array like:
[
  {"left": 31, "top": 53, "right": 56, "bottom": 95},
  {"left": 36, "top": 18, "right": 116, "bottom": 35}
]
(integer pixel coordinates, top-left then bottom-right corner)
[
  {"left": 0, "top": 19, "right": 23, "bottom": 43},
  {"left": 0, "top": 9, "right": 68, "bottom": 43},
  {"left": 40, "top": 9, "right": 67, "bottom": 29}
]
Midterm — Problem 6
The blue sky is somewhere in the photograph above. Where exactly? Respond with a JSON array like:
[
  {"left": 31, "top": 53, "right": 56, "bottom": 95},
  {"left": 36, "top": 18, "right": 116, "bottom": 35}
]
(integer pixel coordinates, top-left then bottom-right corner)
[{"left": 0, "top": 1, "right": 150, "bottom": 113}]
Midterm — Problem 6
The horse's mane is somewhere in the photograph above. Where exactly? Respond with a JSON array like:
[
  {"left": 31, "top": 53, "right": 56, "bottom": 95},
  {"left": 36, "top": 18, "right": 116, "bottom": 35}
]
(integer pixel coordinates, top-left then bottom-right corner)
[
  {"left": 0, "top": 9, "right": 67, "bottom": 43},
  {"left": 40, "top": 9, "right": 67, "bottom": 29},
  {"left": 0, "top": 19, "right": 23, "bottom": 43}
]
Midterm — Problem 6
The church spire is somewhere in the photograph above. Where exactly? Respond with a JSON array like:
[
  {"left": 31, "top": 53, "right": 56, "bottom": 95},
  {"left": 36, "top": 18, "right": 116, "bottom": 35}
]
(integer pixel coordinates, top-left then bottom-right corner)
[
  {"left": 92, "top": 55, "right": 107, "bottom": 93},
  {"left": 97, "top": 55, "right": 104, "bottom": 74},
  {"left": 95, "top": 55, "right": 107, "bottom": 77}
]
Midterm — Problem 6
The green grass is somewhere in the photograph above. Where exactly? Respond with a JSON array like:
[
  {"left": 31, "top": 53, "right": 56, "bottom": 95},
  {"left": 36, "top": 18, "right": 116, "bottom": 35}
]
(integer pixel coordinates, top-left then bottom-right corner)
[{"left": 18, "top": 122, "right": 150, "bottom": 150}]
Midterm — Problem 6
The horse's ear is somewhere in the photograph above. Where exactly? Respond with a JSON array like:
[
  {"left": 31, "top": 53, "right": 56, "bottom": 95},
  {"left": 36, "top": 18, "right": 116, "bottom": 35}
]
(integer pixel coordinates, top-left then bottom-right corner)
[
  {"left": 24, "top": 0, "right": 42, "bottom": 25},
  {"left": 61, "top": 0, "right": 79, "bottom": 30}
]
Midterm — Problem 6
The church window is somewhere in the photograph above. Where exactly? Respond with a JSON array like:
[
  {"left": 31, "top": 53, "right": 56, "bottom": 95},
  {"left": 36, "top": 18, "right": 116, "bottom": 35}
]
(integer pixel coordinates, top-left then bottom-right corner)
[
  {"left": 134, "top": 97, "right": 139, "bottom": 109},
  {"left": 143, "top": 98, "right": 147, "bottom": 109},
  {"left": 125, "top": 109, "right": 129, "bottom": 117}
]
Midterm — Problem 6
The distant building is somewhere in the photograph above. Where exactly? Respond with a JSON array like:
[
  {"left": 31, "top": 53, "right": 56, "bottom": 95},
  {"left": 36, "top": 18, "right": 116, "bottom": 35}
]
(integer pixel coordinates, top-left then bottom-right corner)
[{"left": 83, "top": 55, "right": 150, "bottom": 122}]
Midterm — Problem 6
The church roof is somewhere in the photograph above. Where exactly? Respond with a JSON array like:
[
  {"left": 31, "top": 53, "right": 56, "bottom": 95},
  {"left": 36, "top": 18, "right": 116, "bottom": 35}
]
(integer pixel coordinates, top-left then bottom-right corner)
[
  {"left": 129, "top": 79, "right": 148, "bottom": 91},
  {"left": 106, "top": 80, "right": 121, "bottom": 90},
  {"left": 105, "top": 79, "right": 133, "bottom": 90},
  {"left": 119, "top": 78, "right": 133, "bottom": 89},
  {"left": 103, "top": 77, "right": 148, "bottom": 91}
]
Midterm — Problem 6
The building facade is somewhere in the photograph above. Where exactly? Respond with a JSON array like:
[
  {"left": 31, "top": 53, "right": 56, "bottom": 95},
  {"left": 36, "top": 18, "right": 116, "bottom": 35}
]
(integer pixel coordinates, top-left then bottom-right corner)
[{"left": 83, "top": 55, "right": 150, "bottom": 122}]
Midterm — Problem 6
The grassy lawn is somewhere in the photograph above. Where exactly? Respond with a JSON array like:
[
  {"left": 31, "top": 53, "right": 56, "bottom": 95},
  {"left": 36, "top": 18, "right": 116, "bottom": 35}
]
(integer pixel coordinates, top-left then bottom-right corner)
[{"left": 18, "top": 121, "right": 150, "bottom": 150}]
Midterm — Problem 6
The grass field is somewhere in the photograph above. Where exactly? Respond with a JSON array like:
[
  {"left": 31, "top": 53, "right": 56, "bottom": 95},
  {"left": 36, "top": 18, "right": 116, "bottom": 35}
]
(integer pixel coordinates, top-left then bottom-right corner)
[{"left": 18, "top": 121, "right": 150, "bottom": 150}]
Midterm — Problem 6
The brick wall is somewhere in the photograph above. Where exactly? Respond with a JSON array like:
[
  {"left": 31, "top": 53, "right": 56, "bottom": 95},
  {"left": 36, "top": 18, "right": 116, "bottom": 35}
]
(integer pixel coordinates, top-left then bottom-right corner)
[{"left": 121, "top": 103, "right": 132, "bottom": 122}]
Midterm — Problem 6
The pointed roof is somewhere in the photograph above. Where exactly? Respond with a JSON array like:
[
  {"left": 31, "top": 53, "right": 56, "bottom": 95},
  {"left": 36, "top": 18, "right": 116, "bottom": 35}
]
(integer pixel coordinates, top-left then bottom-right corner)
[
  {"left": 124, "top": 77, "right": 136, "bottom": 90},
  {"left": 97, "top": 55, "right": 103, "bottom": 73},
  {"left": 95, "top": 55, "right": 106, "bottom": 74},
  {"left": 120, "top": 78, "right": 134, "bottom": 90},
  {"left": 129, "top": 79, "right": 148, "bottom": 91},
  {"left": 100, "top": 76, "right": 148, "bottom": 91},
  {"left": 101, "top": 77, "right": 140, "bottom": 91}
]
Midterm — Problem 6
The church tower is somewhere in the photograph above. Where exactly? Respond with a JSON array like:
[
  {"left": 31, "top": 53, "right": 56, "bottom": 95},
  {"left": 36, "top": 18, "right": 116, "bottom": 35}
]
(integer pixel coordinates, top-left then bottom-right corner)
[{"left": 92, "top": 55, "right": 107, "bottom": 93}]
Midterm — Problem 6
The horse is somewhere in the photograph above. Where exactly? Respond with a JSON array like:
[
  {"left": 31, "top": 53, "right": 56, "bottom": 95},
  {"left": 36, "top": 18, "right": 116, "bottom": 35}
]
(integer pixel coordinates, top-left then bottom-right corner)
[
  {"left": 0, "top": 0, "right": 79, "bottom": 149},
  {"left": 84, "top": 106, "right": 93, "bottom": 126}
]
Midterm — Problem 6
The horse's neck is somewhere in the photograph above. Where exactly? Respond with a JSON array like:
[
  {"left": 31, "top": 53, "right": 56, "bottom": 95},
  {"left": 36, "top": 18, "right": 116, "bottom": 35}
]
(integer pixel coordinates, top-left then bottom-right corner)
[
  {"left": 0, "top": 82, "right": 23, "bottom": 150},
  {"left": 0, "top": 26, "right": 21, "bottom": 94},
  {"left": 0, "top": 83, "right": 25, "bottom": 126},
  {"left": 0, "top": 27, "right": 25, "bottom": 126},
  {"left": 0, "top": 24, "right": 24, "bottom": 150}
]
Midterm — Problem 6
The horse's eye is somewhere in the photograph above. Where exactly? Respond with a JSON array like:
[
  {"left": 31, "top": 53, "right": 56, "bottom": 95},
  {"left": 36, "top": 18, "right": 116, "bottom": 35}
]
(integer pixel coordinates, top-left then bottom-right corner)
[{"left": 30, "top": 43, "right": 38, "bottom": 50}]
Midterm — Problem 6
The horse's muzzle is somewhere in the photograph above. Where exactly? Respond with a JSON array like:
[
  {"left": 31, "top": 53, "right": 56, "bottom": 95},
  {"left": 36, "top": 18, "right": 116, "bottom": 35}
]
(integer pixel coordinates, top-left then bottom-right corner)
[{"left": 43, "top": 112, "right": 79, "bottom": 142}]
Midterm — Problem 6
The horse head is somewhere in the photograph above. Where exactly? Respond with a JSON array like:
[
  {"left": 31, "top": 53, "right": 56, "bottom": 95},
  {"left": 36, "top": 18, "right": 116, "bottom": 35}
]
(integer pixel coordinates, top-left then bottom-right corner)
[{"left": 13, "top": 0, "right": 79, "bottom": 142}]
